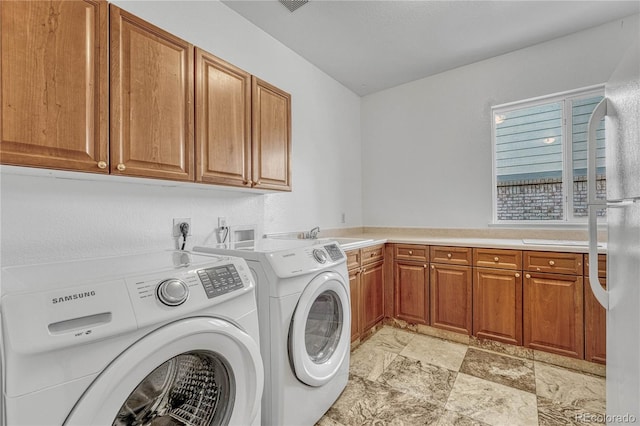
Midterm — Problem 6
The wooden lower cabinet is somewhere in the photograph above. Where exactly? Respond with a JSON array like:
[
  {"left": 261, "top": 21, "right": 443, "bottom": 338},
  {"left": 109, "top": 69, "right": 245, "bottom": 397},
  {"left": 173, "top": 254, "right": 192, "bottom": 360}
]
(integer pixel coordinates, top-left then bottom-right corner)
[
  {"left": 524, "top": 272, "right": 584, "bottom": 359},
  {"left": 473, "top": 268, "right": 523, "bottom": 345},
  {"left": 362, "top": 260, "right": 385, "bottom": 333},
  {"left": 394, "top": 260, "right": 429, "bottom": 325},
  {"left": 430, "top": 263, "right": 472, "bottom": 335},
  {"left": 349, "top": 268, "right": 361, "bottom": 342},
  {"left": 585, "top": 277, "right": 606, "bottom": 364}
]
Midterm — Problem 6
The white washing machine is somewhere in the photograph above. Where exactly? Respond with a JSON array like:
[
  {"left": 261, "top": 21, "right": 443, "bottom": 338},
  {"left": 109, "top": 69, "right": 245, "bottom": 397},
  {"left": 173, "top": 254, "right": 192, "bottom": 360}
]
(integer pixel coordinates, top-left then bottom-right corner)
[
  {"left": 194, "top": 239, "right": 350, "bottom": 426},
  {"left": 0, "top": 250, "right": 263, "bottom": 426}
]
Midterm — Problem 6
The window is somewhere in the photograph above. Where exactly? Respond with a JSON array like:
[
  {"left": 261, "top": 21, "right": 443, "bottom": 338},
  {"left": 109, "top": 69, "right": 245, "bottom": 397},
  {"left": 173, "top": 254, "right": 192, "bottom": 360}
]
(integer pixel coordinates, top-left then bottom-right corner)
[{"left": 492, "top": 86, "right": 605, "bottom": 224}]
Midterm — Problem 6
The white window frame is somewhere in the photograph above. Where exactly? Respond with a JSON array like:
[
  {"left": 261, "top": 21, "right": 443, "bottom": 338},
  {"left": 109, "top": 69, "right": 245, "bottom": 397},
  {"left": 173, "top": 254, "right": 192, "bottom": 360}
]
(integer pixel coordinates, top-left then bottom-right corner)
[{"left": 491, "top": 84, "right": 605, "bottom": 226}]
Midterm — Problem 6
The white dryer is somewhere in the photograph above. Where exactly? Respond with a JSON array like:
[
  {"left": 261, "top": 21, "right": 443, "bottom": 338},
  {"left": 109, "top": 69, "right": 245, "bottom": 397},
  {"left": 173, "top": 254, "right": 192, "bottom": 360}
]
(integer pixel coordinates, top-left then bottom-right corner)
[
  {"left": 0, "top": 250, "right": 263, "bottom": 426},
  {"left": 194, "top": 239, "right": 350, "bottom": 426}
]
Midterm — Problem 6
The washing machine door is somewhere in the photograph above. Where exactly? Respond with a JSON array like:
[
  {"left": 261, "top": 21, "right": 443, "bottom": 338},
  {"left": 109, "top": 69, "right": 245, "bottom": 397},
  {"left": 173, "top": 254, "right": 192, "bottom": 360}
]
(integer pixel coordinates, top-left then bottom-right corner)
[
  {"left": 289, "top": 271, "right": 350, "bottom": 387},
  {"left": 64, "top": 317, "right": 263, "bottom": 426}
]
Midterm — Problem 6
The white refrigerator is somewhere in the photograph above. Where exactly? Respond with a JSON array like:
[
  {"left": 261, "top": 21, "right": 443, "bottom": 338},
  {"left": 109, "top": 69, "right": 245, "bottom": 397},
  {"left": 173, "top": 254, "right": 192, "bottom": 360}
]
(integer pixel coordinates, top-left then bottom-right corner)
[{"left": 587, "top": 33, "right": 640, "bottom": 422}]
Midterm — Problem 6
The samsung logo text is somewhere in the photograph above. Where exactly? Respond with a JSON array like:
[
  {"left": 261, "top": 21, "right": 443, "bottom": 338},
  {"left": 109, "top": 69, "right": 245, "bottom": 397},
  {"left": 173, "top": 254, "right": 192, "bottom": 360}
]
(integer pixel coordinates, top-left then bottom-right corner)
[{"left": 52, "top": 291, "right": 96, "bottom": 304}]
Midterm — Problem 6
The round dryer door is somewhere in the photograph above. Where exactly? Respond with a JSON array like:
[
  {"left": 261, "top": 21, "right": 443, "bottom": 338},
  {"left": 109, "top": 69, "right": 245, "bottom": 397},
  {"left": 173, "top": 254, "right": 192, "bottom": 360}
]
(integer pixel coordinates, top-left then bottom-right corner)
[
  {"left": 289, "top": 271, "right": 350, "bottom": 387},
  {"left": 64, "top": 317, "right": 263, "bottom": 426}
]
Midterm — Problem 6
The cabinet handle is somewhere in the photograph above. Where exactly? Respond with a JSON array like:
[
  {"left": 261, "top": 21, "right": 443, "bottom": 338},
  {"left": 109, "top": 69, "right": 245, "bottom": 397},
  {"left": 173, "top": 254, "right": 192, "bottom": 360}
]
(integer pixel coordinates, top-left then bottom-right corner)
[
  {"left": 243, "top": 179, "right": 251, "bottom": 186},
  {"left": 431, "top": 265, "right": 435, "bottom": 269},
  {"left": 447, "top": 253, "right": 452, "bottom": 258},
  {"left": 409, "top": 250, "right": 413, "bottom": 255},
  {"left": 117, "top": 163, "right": 126, "bottom": 171},
  {"left": 255, "top": 180, "right": 261, "bottom": 185},
  {"left": 362, "top": 268, "right": 366, "bottom": 273},
  {"left": 515, "top": 273, "right": 520, "bottom": 278},
  {"left": 525, "top": 273, "right": 531, "bottom": 279},
  {"left": 494, "top": 257, "right": 499, "bottom": 262},
  {"left": 97, "top": 161, "right": 107, "bottom": 169},
  {"left": 549, "top": 260, "right": 555, "bottom": 266},
  {"left": 423, "top": 264, "right": 427, "bottom": 269}
]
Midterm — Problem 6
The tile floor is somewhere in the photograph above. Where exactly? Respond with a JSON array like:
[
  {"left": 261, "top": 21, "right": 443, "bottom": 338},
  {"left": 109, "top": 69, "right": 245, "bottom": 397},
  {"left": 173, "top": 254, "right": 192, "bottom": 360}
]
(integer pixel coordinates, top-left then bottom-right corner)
[{"left": 317, "top": 326, "right": 606, "bottom": 426}]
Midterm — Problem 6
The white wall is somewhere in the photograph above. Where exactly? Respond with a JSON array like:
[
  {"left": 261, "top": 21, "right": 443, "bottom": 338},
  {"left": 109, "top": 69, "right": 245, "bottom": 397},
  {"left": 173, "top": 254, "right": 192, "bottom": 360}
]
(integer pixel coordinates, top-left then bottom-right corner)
[
  {"left": 361, "top": 14, "right": 639, "bottom": 228},
  {"left": 0, "top": 0, "right": 362, "bottom": 267}
]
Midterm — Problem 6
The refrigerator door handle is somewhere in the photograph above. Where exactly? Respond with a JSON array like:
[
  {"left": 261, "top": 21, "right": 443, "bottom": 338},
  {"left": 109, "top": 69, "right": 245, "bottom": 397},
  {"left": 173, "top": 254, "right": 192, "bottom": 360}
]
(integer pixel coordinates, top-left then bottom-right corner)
[
  {"left": 588, "top": 204, "right": 609, "bottom": 309},
  {"left": 587, "top": 98, "right": 609, "bottom": 310}
]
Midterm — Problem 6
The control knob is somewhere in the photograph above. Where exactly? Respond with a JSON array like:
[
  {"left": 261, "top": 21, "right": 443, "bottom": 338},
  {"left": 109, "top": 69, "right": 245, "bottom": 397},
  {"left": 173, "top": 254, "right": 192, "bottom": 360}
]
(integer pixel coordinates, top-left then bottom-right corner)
[
  {"left": 157, "top": 278, "right": 189, "bottom": 306},
  {"left": 312, "top": 248, "right": 328, "bottom": 264}
]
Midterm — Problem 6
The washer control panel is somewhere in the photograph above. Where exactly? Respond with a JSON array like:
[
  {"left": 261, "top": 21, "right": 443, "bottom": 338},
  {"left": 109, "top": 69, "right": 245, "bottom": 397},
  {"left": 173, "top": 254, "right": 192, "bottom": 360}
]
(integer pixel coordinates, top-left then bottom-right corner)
[
  {"left": 311, "top": 243, "right": 344, "bottom": 263},
  {"left": 157, "top": 278, "right": 189, "bottom": 306},
  {"left": 312, "top": 248, "right": 328, "bottom": 264},
  {"left": 324, "top": 244, "right": 344, "bottom": 262},
  {"left": 197, "top": 264, "right": 244, "bottom": 299},
  {"left": 125, "top": 257, "right": 254, "bottom": 328}
]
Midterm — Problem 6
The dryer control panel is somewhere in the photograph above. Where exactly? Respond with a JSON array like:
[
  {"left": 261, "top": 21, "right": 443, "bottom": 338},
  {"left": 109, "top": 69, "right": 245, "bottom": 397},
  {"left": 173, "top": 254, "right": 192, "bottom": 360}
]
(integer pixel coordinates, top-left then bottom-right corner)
[{"left": 265, "top": 242, "right": 347, "bottom": 278}]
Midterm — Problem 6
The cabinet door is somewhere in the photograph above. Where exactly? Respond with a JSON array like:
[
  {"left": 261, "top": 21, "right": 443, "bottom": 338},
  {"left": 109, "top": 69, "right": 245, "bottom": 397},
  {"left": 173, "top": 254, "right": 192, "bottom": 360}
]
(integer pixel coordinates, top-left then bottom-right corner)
[
  {"left": 585, "top": 277, "right": 606, "bottom": 364},
  {"left": 349, "top": 269, "right": 361, "bottom": 343},
  {"left": 430, "top": 264, "right": 472, "bottom": 335},
  {"left": 251, "top": 77, "right": 291, "bottom": 191},
  {"left": 394, "top": 261, "right": 429, "bottom": 325},
  {"left": 195, "top": 48, "right": 252, "bottom": 187},
  {"left": 1, "top": 0, "right": 108, "bottom": 172},
  {"left": 361, "top": 260, "right": 384, "bottom": 333},
  {"left": 473, "top": 268, "right": 523, "bottom": 345},
  {"left": 523, "top": 272, "right": 584, "bottom": 359},
  {"left": 110, "top": 5, "right": 194, "bottom": 181}
]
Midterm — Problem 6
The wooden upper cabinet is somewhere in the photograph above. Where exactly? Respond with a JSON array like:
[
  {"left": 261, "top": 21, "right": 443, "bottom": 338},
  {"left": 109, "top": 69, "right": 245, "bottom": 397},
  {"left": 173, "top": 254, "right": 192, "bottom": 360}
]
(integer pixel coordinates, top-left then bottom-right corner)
[
  {"left": 252, "top": 77, "right": 291, "bottom": 191},
  {"left": 195, "top": 48, "right": 252, "bottom": 187},
  {"left": 110, "top": 5, "right": 194, "bottom": 181},
  {"left": 1, "top": 0, "right": 108, "bottom": 172}
]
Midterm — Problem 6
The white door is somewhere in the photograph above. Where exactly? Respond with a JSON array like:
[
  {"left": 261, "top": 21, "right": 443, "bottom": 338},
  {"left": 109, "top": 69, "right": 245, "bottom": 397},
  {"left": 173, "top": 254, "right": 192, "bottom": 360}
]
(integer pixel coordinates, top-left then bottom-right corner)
[
  {"left": 64, "top": 317, "right": 263, "bottom": 426},
  {"left": 289, "top": 271, "right": 350, "bottom": 387}
]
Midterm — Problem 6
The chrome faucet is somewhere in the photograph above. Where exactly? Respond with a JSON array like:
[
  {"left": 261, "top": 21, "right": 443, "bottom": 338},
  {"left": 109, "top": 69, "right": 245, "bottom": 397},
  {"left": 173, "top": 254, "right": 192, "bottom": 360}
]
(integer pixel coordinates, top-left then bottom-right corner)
[{"left": 306, "top": 226, "right": 320, "bottom": 239}]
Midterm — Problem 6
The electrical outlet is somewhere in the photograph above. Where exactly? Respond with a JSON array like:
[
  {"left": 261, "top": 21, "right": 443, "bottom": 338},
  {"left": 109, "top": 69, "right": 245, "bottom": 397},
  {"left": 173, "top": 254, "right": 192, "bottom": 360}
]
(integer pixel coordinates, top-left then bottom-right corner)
[
  {"left": 173, "top": 218, "right": 192, "bottom": 237},
  {"left": 341, "top": 212, "right": 346, "bottom": 224},
  {"left": 218, "top": 216, "right": 227, "bottom": 228}
]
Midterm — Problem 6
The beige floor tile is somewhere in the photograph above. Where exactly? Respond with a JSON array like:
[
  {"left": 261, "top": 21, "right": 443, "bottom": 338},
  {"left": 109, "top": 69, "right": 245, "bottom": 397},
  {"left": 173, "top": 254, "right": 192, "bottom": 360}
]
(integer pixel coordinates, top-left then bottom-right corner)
[
  {"left": 459, "top": 348, "right": 536, "bottom": 393},
  {"left": 376, "top": 355, "right": 457, "bottom": 405},
  {"left": 315, "top": 415, "right": 347, "bottom": 426},
  {"left": 536, "top": 396, "right": 606, "bottom": 426},
  {"left": 445, "top": 373, "right": 539, "bottom": 426},
  {"left": 326, "top": 375, "right": 443, "bottom": 426},
  {"left": 534, "top": 361, "right": 606, "bottom": 415},
  {"left": 349, "top": 345, "right": 398, "bottom": 381},
  {"left": 436, "top": 410, "right": 491, "bottom": 426},
  {"left": 400, "top": 333, "right": 468, "bottom": 371},
  {"left": 362, "top": 325, "right": 415, "bottom": 354}
]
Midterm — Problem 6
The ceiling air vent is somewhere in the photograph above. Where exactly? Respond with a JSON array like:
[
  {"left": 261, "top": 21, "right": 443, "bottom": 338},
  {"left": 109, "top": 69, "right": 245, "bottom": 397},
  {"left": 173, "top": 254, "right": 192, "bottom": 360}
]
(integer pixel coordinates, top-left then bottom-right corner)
[{"left": 279, "top": 0, "right": 309, "bottom": 13}]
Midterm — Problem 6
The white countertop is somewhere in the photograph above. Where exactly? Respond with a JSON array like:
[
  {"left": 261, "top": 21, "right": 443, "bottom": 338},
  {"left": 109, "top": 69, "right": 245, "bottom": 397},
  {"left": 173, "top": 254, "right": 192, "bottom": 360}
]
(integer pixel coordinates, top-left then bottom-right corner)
[{"left": 324, "top": 233, "right": 606, "bottom": 254}]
